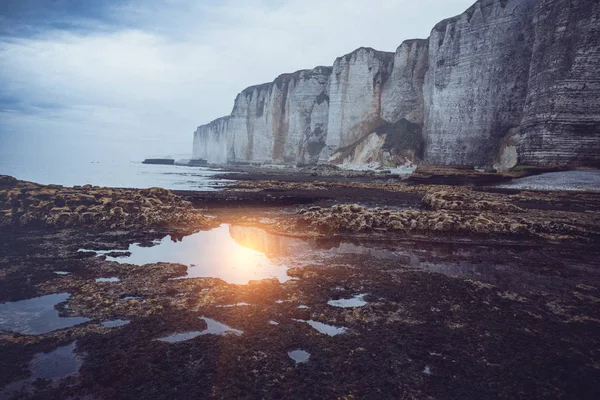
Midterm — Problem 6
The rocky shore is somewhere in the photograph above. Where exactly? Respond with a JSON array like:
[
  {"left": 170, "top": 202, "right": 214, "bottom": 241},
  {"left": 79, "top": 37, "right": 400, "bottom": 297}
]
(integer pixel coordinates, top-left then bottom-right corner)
[
  {"left": 1, "top": 172, "right": 599, "bottom": 399},
  {"left": 0, "top": 175, "right": 211, "bottom": 231}
]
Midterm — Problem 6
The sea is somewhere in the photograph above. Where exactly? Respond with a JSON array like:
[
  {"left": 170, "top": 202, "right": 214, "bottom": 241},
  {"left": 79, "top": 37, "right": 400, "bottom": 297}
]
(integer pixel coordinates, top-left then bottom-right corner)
[{"left": 0, "top": 155, "right": 228, "bottom": 191}]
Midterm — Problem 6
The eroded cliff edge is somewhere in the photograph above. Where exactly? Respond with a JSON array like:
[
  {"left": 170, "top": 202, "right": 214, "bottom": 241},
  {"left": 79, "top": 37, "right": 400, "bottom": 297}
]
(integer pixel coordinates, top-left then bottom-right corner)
[{"left": 193, "top": 0, "right": 600, "bottom": 170}]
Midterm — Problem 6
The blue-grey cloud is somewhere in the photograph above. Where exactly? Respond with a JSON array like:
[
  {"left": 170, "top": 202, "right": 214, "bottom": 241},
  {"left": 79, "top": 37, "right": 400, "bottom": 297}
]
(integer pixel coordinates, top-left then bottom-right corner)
[
  {"left": 0, "top": 0, "right": 476, "bottom": 162},
  {"left": 0, "top": 0, "right": 130, "bottom": 36}
]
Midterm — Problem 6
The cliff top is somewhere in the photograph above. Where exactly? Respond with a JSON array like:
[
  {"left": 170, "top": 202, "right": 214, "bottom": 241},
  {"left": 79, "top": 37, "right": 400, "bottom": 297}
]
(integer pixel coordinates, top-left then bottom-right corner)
[
  {"left": 335, "top": 46, "right": 395, "bottom": 63},
  {"left": 237, "top": 65, "right": 333, "bottom": 97},
  {"left": 433, "top": 0, "right": 510, "bottom": 33},
  {"left": 395, "top": 38, "right": 429, "bottom": 53}
]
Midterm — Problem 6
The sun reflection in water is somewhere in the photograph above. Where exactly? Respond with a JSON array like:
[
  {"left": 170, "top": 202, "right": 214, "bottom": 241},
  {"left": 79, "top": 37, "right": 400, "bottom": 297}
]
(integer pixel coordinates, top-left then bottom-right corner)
[{"left": 103, "top": 224, "right": 294, "bottom": 284}]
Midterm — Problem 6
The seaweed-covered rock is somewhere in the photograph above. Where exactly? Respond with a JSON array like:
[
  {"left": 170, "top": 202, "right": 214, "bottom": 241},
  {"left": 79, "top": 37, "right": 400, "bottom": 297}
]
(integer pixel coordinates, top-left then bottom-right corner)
[
  {"left": 422, "top": 189, "right": 524, "bottom": 213},
  {"left": 291, "top": 198, "right": 590, "bottom": 240},
  {"left": 0, "top": 177, "right": 211, "bottom": 230}
]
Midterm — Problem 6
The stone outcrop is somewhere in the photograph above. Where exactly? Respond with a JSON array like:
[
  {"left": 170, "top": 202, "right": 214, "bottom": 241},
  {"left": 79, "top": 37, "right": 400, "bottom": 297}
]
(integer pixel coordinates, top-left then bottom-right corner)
[{"left": 193, "top": 0, "right": 600, "bottom": 169}]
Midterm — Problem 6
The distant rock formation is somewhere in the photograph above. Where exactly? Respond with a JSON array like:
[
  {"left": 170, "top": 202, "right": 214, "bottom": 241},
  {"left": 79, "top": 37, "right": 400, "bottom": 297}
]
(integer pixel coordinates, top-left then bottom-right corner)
[{"left": 193, "top": 0, "right": 600, "bottom": 170}]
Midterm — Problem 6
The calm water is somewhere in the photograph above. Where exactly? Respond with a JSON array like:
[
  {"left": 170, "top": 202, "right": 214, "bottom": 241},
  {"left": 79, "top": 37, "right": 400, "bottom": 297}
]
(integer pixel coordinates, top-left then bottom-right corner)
[
  {"left": 85, "top": 224, "right": 415, "bottom": 285},
  {"left": 0, "top": 293, "right": 90, "bottom": 335},
  {"left": 0, "top": 341, "right": 82, "bottom": 397},
  {"left": 157, "top": 317, "right": 243, "bottom": 343},
  {"left": 496, "top": 170, "right": 600, "bottom": 191},
  {"left": 0, "top": 156, "right": 228, "bottom": 191},
  {"left": 90, "top": 224, "right": 296, "bottom": 284},
  {"left": 78, "top": 223, "right": 594, "bottom": 296}
]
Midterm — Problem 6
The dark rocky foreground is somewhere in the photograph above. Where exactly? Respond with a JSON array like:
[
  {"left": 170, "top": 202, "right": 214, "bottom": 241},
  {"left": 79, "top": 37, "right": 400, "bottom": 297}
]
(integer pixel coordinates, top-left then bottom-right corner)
[{"left": 1, "top": 173, "right": 599, "bottom": 399}]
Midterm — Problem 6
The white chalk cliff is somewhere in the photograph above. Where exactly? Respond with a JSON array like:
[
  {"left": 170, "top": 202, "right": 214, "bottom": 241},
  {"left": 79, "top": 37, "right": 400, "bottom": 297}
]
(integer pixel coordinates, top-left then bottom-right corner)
[{"left": 193, "top": 0, "right": 600, "bottom": 170}]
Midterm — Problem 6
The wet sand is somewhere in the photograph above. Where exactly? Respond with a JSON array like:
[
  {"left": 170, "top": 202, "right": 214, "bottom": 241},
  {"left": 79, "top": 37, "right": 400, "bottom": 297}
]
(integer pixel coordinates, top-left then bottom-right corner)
[{"left": 1, "top": 171, "right": 599, "bottom": 399}]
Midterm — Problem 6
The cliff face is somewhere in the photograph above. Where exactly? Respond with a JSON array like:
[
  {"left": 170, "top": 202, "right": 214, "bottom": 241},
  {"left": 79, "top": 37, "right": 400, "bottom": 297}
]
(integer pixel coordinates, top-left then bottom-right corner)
[
  {"left": 423, "top": 0, "right": 537, "bottom": 167},
  {"left": 324, "top": 48, "right": 394, "bottom": 158},
  {"left": 192, "top": 116, "right": 229, "bottom": 163},
  {"left": 193, "top": 0, "right": 600, "bottom": 169},
  {"left": 195, "top": 67, "right": 331, "bottom": 164},
  {"left": 381, "top": 39, "right": 429, "bottom": 125},
  {"left": 519, "top": 0, "right": 600, "bottom": 167}
]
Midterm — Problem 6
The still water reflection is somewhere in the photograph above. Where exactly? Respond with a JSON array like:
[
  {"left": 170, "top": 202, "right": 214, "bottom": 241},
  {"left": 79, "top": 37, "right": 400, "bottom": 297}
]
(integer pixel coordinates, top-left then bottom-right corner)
[
  {"left": 157, "top": 317, "right": 243, "bottom": 343},
  {"left": 104, "top": 225, "right": 297, "bottom": 284},
  {"left": 101, "top": 224, "right": 412, "bottom": 285},
  {"left": 92, "top": 223, "right": 578, "bottom": 293},
  {"left": 0, "top": 341, "right": 82, "bottom": 397},
  {"left": 0, "top": 294, "right": 90, "bottom": 335}
]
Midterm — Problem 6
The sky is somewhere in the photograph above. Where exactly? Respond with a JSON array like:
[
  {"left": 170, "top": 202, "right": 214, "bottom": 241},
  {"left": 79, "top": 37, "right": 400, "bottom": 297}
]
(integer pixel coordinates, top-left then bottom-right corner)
[{"left": 0, "top": 0, "right": 475, "bottom": 162}]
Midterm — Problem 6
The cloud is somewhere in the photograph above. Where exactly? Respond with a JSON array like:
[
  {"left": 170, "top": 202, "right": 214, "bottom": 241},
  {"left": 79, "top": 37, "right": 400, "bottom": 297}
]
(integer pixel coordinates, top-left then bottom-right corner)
[{"left": 0, "top": 0, "right": 475, "bottom": 160}]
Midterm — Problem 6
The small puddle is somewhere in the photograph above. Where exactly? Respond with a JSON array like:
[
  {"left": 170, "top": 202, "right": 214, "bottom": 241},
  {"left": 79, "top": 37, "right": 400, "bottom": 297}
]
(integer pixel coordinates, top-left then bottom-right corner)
[
  {"left": 95, "top": 277, "right": 120, "bottom": 283},
  {"left": 53, "top": 271, "right": 70, "bottom": 276},
  {"left": 217, "top": 302, "right": 250, "bottom": 308},
  {"left": 1, "top": 341, "right": 82, "bottom": 397},
  {"left": 157, "top": 317, "right": 243, "bottom": 343},
  {"left": 77, "top": 249, "right": 116, "bottom": 256},
  {"left": 288, "top": 350, "right": 310, "bottom": 364},
  {"left": 0, "top": 293, "right": 90, "bottom": 335},
  {"left": 157, "top": 330, "right": 204, "bottom": 343},
  {"left": 102, "top": 319, "right": 130, "bottom": 328},
  {"left": 199, "top": 317, "right": 243, "bottom": 336},
  {"left": 294, "top": 319, "right": 347, "bottom": 336},
  {"left": 328, "top": 294, "right": 368, "bottom": 308}
]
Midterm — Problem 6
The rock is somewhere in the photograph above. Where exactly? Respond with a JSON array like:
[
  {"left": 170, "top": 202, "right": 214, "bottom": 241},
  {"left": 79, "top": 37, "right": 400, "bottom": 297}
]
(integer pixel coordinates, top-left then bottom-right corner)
[
  {"left": 349, "top": 204, "right": 364, "bottom": 213},
  {"left": 0, "top": 175, "right": 18, "bottom": 188},
  {"left": 421, "top": 189, "right": 525, "bottom": 213},
  {"left": 0, "top": 178, "right": 212, "bottom": 230}
]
